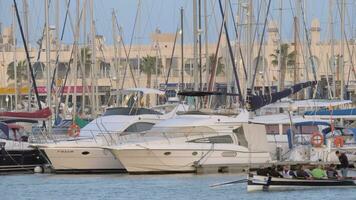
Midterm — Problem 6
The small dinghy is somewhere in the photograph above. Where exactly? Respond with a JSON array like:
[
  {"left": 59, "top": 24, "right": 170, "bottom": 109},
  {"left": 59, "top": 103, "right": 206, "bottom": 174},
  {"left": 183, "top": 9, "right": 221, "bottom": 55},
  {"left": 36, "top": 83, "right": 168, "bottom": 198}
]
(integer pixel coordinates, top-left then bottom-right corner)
[{"left": 247, "top": 174, "right": 356, "bottom": 192}]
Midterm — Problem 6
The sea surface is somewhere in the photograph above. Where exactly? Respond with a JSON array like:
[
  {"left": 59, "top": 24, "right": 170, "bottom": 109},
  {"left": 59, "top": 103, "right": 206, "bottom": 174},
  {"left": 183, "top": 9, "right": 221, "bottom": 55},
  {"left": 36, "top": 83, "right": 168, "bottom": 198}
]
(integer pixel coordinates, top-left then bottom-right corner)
[{"left": 1, "top": 173, "right": 356, "bottom": 200}]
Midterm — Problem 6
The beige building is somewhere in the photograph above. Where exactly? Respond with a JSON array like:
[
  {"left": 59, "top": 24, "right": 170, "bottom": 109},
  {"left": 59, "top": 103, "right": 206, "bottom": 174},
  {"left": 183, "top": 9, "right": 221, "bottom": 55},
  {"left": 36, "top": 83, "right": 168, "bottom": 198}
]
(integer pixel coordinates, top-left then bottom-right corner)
[{"left": 0, "top": 18, "right": 355, "bottom": 109}]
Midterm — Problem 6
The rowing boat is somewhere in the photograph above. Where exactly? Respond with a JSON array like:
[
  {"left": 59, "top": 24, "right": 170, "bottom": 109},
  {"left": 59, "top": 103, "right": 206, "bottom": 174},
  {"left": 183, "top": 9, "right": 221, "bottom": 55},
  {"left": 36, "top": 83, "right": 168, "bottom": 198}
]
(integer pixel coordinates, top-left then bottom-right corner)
[{"left": 247, "top": 174, "right": 356, "bottom": 192}]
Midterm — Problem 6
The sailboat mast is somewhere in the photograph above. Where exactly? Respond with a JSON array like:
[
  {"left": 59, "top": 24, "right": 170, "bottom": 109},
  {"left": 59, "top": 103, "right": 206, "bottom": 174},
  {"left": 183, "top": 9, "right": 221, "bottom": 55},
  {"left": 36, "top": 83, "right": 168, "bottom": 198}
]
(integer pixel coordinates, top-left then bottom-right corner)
[
  {"left": 45, "top": 0, "right": 52, "bottom": 132},
  {"left": 198, "top": 0, "right": 202, "bottom": 90},
  {"left": 112, "top": 10, "right": 119, "bottom": 106},
  {"left": 55, "top": 0, "right": 60, "bottom": 118},
  {"left": 340, "top": 0, "right": 345, "bottom": 100},
  {"left": 82, "top": 0, "right": 87, "bottom": 113},
  {"left": 277, "top": 0, "right": 282, "bottom": 92},
  {"left": 329, "top": 0, "right": 336, "bottom": 98},
  {"left": 22, "top": 0, "right": 31, "bottom": 110},
  {"left": 204, "top": 0, "right": 209, "bottom": 90},
  {"left": 73, "top": 0, "right": 79, "bottom": 117},
  {"left": 180, "top": 7, "right": 184, "bottom": 90},
  {"left": 12, "top": 5, "right": 18, "bottom": 111},
  {"left": 193, "top": 0, "right": 199, "bottom": 91},
  {"left": 90, "top": 0, "right": 97, "bottom": 116},
  {"left": 247, "top": 0, "right": 253, "bottom": 92}
]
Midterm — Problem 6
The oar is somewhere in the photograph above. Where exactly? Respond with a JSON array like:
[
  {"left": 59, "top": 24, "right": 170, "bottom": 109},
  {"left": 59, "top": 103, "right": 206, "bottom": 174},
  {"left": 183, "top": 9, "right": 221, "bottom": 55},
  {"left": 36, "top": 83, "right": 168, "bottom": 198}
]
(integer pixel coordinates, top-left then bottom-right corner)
[{"left": 210, "top": 179, "right": 248, "bottom": 188}]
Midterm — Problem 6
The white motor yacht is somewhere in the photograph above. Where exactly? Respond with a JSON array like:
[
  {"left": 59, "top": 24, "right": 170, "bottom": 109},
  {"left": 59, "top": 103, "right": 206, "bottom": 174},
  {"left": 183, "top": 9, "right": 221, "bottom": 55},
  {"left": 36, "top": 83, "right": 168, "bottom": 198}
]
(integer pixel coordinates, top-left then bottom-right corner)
[
  {"left": 32, "top": 88, "right": 188, "bottom": 173},
  {"left": 107, "top": 111, "right": 272, "bottom": 173}
]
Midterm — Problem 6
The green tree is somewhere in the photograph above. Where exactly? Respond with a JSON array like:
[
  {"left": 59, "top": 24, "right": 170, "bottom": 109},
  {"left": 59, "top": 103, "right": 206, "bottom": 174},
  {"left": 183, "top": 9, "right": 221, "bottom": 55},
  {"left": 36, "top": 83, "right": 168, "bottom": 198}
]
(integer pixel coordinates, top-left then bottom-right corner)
[
  {"left": 270, "top": 43, "right": 296, "bottom": 90},
  {"left": 7, "top": 60, "right": 29, "bottom": 104},
  {"left": 140, "top": 55, "right": 162, "bottom": 106},
  {"left": 77, "top": 47, "right": 92, "bottom": 78},
  {"left": 7, "top": 60, "right": 28, "bottom": 81},
  {"left": 204, "top": 54, "right": 225, "bottom": 76}
]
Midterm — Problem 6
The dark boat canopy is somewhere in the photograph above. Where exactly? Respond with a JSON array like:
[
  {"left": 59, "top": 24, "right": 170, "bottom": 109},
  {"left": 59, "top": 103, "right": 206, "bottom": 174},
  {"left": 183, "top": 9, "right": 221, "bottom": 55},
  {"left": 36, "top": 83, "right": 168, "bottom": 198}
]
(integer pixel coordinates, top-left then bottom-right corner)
[
  {"left": 177, "top": 91, "right": 240, "bottom": 97},
  {"left": 246, "top": 81, "right": 317, "bottom": 111}
]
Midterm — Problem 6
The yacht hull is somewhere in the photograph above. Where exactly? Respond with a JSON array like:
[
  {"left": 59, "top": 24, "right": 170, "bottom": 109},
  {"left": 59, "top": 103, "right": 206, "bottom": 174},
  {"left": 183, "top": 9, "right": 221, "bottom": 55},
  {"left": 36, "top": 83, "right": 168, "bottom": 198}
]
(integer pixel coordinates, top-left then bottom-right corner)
[
  {"left": 111, "top": 148, "right": 271, "bottom": 174},
  {"left": 42, "top": 147, "right": 125, "bottom": 173}
]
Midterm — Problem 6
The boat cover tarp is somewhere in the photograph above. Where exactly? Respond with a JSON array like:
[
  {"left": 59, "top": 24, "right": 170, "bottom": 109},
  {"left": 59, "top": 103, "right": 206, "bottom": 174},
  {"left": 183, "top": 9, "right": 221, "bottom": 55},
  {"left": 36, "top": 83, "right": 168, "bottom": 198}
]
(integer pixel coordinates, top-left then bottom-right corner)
[
  {"left": 246, "top": 81, "right": 317, "bottom": 111},
  {"left": 74, "top": 116, "right": 90, "bottom": 128},
  {"left": 243, "top": 123, "right": 269, "bottom": 152},
  {"left": 304, "top": 108, "right": 356, "bottom": 117},
  {"left": 293, "top": 121, "right": 330, "bottom": 127},
  {"left": 0, "top": 107, "right": 51, "bottom": 120}
]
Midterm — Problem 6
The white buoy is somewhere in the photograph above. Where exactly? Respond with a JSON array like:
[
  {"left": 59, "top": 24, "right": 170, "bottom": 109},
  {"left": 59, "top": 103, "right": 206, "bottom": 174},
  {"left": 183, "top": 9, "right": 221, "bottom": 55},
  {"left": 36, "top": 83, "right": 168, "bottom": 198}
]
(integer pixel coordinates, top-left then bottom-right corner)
[{"left": 34, "top": 166, "right": 43, "bottom": 173}]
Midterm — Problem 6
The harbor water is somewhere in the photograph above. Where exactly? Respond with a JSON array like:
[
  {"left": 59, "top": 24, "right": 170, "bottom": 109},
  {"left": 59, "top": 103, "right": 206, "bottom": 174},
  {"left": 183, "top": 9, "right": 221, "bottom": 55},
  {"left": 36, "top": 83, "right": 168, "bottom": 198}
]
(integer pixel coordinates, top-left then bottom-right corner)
[{"left": 1, "top": 173, "right": 356, "bottom": 200}]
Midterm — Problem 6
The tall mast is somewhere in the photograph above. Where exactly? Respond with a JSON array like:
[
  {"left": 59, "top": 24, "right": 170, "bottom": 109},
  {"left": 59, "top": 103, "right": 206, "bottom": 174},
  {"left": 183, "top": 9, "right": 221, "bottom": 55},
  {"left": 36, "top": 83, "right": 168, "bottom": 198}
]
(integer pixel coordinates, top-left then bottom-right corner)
[
  {"left": 90, "top": 0, "right": 97, "bottom": 116},
  {"left": 277, "top": 0, "right": 282, "bottom": 92},
  {"left": 45, "top": 0, "right": 52, "bottom": 132},
  {"left": 12, "top": 5, "right": 18, "bottom": 111},
  {"left": 55, "top": 0, "right": 60, "bottom": 117},
  {"left": 340, "top": 0, "right": 345, "bottom": 100},
  {"left": 247, "top": 0, "right": 253, "bottom": 91},
  {"left": 73, "top": 0, "right": 79, "bottom": 117},
  {"left": 82, "top": 0, "right": 87, "bottom": 113},
  {"left": 22, "top": 0, "right": 31, "bottom": 110},
  {"left": 329, "top": 0, "right": 336, "bottom": 98},
  {"left": 180, "top": 7, "right": 184, "bottom": 90},
  {"left": 112, "top": 10, "right": 118, "bottom": 105},
  {"left": 204, "top": 0, "right": 209, "bottom": 91},
  {"left": 198, "top": 0, "right": 202, "bottom": 90},
  {"left": 193, "top": 0, "right": 199, "bottom": 91}
]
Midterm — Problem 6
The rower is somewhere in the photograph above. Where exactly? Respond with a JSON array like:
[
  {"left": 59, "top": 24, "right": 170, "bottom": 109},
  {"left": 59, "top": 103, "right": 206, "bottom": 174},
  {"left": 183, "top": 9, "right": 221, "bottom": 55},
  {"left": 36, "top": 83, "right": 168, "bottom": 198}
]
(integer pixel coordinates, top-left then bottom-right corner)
[
  {"left": 296, "top": 165, "right": 312, "bottom": 179},
  {"left": 335, "top": 150, "right": 349, "bottom": 178},
  {"left": 311, "top": 165, "right": 327, "bottom": 179},
  {"left": 281, "top": 165, "right": 296, "bottom": 179},
  {"left": 326, "top": 164, "right": 339, "bottom": 179}
]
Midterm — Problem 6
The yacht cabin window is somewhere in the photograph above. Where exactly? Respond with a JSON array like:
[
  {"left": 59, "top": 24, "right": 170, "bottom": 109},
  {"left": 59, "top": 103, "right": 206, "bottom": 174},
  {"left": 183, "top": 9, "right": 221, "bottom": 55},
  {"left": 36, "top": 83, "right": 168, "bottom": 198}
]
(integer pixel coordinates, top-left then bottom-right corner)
[
  {"left": 124, "top": 122, "right": 155, "bottom": 133},
  {"left": 186, "top": 135, "right": 233, "bottom": 144}
]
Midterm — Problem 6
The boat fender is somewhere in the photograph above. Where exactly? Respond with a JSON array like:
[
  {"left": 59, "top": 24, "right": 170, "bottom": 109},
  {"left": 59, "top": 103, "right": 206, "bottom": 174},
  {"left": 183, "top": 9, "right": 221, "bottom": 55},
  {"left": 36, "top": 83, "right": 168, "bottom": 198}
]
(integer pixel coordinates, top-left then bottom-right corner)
[
  {"left": 67, "top": 124, "right": 80, "bottom": 137},
  {"left": 334, "top": 136, "right": 344, "bottom": 147},
  {"left": 311, "top": 132, "right": 323, "bottom": 147}
]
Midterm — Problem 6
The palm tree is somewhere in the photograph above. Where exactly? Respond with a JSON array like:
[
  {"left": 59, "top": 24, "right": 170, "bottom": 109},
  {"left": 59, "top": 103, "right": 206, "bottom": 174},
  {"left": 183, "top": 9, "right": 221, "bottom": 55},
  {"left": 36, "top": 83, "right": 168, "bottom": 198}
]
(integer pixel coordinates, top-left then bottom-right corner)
[
  {"left": 7, "top": 60, "right": 28, "bottom": 81},
  {"left": 140, "top": 55, "right": 162, "bottom": 106},
  {"left": 270, "top": 43, "right": 296, "bottom": 90},
  {"left": 7, "top": 60, "right": 29, "bottom": 104},
  {"left": 204, "top": 54, "right": 225, "bottom": 76},
  {"left": 79, "top": 47, "right": 92, "bottom": 78}
]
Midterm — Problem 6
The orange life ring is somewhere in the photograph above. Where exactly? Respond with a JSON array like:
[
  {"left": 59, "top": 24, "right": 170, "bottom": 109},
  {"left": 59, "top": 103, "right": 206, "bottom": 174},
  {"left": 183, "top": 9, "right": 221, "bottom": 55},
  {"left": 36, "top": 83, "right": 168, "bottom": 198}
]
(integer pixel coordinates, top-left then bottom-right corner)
[
  {"left": 310, "top": 132, "right": 324, "bottom": 147},
  {"left": 334, "top": 136, "right": 344, "bottom": 147},
  {"left": 67, "top": 124, "right": 80, "bottom": 137}
]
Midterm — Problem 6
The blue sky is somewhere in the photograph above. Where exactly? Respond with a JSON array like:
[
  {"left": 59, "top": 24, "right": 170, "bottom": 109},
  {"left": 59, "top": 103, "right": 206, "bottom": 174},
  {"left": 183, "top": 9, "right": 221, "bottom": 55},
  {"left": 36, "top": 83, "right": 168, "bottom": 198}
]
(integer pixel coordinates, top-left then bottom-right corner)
[{"left": 0, "top": 0, "right": 354, "bottom": 46}]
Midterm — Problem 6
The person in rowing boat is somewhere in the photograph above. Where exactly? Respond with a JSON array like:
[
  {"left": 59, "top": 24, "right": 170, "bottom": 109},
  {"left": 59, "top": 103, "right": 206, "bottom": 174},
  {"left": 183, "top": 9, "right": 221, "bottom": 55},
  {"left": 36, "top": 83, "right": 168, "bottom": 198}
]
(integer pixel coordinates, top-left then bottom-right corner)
[
  {"left": 256, "top": 165, "right": 283, "bottom": 178},
  {"left": 295, "top": 165, "right": 312, "bottom": 179},
  {"left": 311, "top": 165, "right": 327, "bottom": 179},
  {"left": 335, "top": 150, "right": 349, "bottom": 178},
  {"left": 281, "top": 165, "right": 296, "bottom": 179},
  {"left": 326, "top": 164, "right": 339, "bottom": 179}
]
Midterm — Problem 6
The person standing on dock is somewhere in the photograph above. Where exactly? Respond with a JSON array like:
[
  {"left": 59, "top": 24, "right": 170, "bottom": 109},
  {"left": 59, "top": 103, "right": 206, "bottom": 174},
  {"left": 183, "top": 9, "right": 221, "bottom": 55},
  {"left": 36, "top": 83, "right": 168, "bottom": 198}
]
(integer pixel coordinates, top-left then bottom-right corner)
[{"left": 335, "top": 150, "right": 349, "bottom": 178}]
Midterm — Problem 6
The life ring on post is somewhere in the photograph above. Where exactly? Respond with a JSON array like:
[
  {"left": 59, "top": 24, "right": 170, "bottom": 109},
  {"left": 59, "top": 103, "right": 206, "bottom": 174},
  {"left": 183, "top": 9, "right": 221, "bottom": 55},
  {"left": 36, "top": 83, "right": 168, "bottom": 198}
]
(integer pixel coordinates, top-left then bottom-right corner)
[
  {"left": 67, "top": 124, "right": 80, "bottom": 137},
  {"left": 334, "top": 136, "right": 344, "bottom": 147},
  {"left": 310, "top": 132, "right": 324, "bottom": 147}
]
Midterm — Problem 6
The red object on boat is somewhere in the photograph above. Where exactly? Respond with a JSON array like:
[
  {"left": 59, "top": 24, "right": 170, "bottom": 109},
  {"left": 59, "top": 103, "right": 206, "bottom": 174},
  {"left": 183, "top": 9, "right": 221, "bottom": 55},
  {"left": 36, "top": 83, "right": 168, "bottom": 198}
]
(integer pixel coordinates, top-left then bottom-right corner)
[
  {"left": 0, "top": 107, "right": 52, "bottom": 120},
  {"left": 7, "top": 124, "right": 24, "bottom": 130}
]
